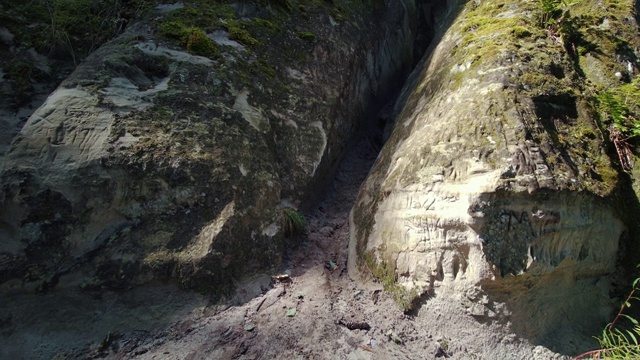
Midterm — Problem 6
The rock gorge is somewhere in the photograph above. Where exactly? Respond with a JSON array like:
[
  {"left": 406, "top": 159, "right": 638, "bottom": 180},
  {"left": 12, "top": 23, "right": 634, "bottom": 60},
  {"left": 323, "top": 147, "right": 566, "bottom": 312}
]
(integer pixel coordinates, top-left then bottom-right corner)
[{"left": 0, "top": 0, "right": 639, "bottom": 357}]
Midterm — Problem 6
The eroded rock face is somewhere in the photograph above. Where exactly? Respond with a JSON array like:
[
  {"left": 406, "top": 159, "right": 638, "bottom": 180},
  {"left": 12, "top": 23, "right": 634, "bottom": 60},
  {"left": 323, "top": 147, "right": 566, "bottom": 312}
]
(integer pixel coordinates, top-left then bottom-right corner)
[
  {"left": 0, "top": 0, "right": 423, "bottom": 296},
  {"left": 349, "top": 0, "right": 637, "bottom": 349}
]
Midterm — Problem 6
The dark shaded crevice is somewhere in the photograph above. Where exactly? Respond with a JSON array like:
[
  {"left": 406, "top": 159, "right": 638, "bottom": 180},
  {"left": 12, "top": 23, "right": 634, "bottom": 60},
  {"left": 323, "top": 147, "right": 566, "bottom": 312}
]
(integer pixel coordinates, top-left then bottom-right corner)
[
  {"left": 295, "top": 0, "right": 465, "bottom": 319},
  {"left": 612, "top": 174, "right": 640, "bottom": 291},
  {"left": 288, "top": 0, "right": 463, "bottom": 283},
  {"left": 532, "top": 95, "right": 581, "bottom": 177},
  {"left": 404, "top": 289, "right": 434, "bottom": 316},
  {"left": 413, "top": 2, "right": 438, "bottom": 67},
  {"left": 299, "top": 0, "right": 454, "bottom": 210},
  {"left": 383, "top": 0, "right": 466, "bottom": 142}
]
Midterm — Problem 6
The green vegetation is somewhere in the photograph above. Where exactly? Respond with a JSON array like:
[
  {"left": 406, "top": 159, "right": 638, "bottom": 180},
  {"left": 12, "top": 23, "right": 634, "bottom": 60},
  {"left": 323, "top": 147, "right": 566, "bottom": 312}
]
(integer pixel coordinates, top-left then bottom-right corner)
[
  {"left": 298, "top": 31, "right": 316, "bottom": 42},
  {"left": 575, "top": 270, "right": 640, "bottom": 359},
  {"left": 227, "top": 25, "right": 259, "bottom": 46},
  {"left": 538, "top": 0, "right": 567, "bottom": 26},
  {"left": 594, "top": 79, "right": 640, "bottom": 171},
  {"left": 186, "top": 28, "right": 220, "bottom": 58},
  {"left": 252, "top": 18, "right": 279, "bottom": 31},
  {"left": 260, "top": 0, "right": 294, "bottom": 12},
  {"left": 0, "top": 0, "right": 149, "bottom": 62},
  {"left": 511, "top": 26, "right": 533, "bottom": 39},
  {"left": 157, "top": 0, "right": 235, "bottom": 30},
  {"left": 457, "top": 10, "right": 523, "bottom": 57},
  {"left": 596, "top": 80, "right": 640, "bottom": 141},
  {"left": 249, "top": 59, "right": 277, "bottom": 78},
  {"left": 158, "top": 21, "right": 220, "bottom": 58},
  {"left": 281, "top": 207, "right": 306, "bottom": 237},
  {"left": 3, "top": 60, "right": 45, "bottom": 105},
  {"left": 534, "top": 0, "right": 640, "bottom": 173},
  {"left": 155, "top": 1, "right": 258, "bottom": 50},
  {"left": 523, "top": 0, "right": 640, "bottom": 188},
  {"left": 158, "top": 20, "right": 190, "bottom": 40},
  {"left": 0, "top": 0, "right": 150, "bottom": 104},
  {"left": 363, "top": 251, "right": 419, "bottom": 312},
  {"left": 532, "top": 0, "right": 640, "bottom": 347},
  {"left": 450, "top": 0, "right": 541, "bottom": 78},
  {"left": 539, "top": 0, "right": 564, "bottom": 15}
]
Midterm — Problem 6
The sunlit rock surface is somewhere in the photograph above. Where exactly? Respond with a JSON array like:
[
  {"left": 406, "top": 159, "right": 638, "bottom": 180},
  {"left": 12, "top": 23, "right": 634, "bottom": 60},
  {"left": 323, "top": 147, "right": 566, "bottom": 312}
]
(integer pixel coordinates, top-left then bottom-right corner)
[
  {"left": 350, "top": 0, "right": 638, "bottom": 350},
  {"left": 0, "top": 0, "right": 424, "bottom": 296}
]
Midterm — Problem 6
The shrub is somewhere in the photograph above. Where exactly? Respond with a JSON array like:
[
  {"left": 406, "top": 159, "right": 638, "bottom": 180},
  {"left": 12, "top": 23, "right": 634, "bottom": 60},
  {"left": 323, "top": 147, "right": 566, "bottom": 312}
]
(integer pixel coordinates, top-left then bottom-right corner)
[
  {"left": 39, "top": 0, "right": 126, "bottom": 62},
  {"left": 0, "top": 0, "right": 143, "bottom": 64}
]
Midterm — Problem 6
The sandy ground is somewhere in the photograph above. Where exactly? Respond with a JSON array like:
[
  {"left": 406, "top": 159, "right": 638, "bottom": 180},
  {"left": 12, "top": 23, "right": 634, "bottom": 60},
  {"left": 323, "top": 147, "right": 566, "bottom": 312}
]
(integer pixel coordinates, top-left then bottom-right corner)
[{"left": 43, "top": 128, "right": 570, "bottom": 360}]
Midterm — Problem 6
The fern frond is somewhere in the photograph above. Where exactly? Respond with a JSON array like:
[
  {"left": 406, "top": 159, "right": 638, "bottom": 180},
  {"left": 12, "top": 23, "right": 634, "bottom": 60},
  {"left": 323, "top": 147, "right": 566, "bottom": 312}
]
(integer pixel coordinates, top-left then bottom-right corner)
[
  {"left": 597, "top": 91, "right": 626, "bottom": 126},
  {"left": 540, "top": 0, "right": 562, "bottom": 14}
]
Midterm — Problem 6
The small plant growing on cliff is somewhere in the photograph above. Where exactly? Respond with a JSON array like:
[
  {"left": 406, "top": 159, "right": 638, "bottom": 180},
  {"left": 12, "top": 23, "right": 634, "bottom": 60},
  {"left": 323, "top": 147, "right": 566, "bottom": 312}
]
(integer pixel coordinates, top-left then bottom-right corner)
[
  {"left": 595, "top": 78, "right": 640, "bottom": 171},
  {"left": 596, "top": 80, "right": 640, "bottom": 139},
  {"left": 259, "top": 0, "right": 293, "bottom": 12},
  {"left": 539, "top": 0, "right": 563, "bottom": 23},
  {"left": 2, "top": 0, "right": 137, "bottom": 65},
  {"left": 575, "top": 268, "right": 640, "bottom": 359},
  {"left": 282, "top": 207, "right": 305, "bottom": 237},
  {"left": 538, "top": 0, "right": 581, "bottom": 23},
  {"left": 537, "top": 0, "right": 584, "bottom": 56}
]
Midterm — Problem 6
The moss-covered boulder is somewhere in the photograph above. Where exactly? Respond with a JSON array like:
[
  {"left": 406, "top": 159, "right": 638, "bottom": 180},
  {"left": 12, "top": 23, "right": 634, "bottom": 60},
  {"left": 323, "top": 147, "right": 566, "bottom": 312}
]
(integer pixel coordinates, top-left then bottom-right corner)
[
  {"left": 0, "top": 0, "right": 423, "bottom": 297},
  {"left": 349, "top": 0, "right": 640, "bottom": 350}
]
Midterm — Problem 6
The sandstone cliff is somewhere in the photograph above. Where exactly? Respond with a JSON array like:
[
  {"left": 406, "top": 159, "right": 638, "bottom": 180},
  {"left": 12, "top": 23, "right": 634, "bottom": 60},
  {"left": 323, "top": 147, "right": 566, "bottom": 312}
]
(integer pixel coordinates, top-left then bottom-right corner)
[
  {"left": 0, "top": 0, "right": 427, "bottom": 296},
  {"left": 349, "top": 0, "right": 640, "bottom": 350}
]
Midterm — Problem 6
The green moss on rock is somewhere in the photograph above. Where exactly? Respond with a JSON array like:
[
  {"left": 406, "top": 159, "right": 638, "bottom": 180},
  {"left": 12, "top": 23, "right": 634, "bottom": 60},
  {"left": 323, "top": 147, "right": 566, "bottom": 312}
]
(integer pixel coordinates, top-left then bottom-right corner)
[
  {"left": 298, "top": 31, "right": 316, "bottom": 42},
  {"left": 512, "top": 26, "right": 533, "bottom": 38},
  {"left": 158, "top": 20, "right": 191, "bottom": 41},
  {"left": 186, "top": 28, "right": 220, "bottom": 58},
  {"left": 227, "top": 24, "right": 259, "bottom": 46},
  {"left": 363, "top": 250, "right": 419, "bottom": 312}
]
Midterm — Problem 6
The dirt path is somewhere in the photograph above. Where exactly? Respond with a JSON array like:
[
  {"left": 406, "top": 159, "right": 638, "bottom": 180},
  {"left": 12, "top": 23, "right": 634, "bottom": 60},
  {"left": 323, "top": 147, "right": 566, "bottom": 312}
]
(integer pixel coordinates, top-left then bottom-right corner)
[{"left": 69, "top": 126, "right": 570, "bottom": 360}]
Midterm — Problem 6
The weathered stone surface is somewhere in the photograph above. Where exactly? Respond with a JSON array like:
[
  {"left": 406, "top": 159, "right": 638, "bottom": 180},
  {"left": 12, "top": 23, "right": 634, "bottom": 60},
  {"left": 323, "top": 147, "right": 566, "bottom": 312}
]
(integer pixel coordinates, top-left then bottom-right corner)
[
  {"left": 0, "top": 0, "right": 424, "bottom": 296},
  {"left": 349, "top": 0, "right": 638, "bottom": 349}
]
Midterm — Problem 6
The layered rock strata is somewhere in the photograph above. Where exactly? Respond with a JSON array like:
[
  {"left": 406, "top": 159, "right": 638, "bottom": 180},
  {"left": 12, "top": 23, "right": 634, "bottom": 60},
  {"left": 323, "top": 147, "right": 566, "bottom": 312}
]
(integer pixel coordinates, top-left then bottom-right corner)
[{"left": 349, "top": 0, "right": 638, "bottom": 349}]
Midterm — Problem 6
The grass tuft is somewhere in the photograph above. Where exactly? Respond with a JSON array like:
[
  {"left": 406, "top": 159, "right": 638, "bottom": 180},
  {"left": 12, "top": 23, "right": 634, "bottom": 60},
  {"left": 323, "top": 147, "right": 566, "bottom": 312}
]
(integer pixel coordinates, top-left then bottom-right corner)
[{"left": 282, "top": 207, "right": 306, "bottom": 237}]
